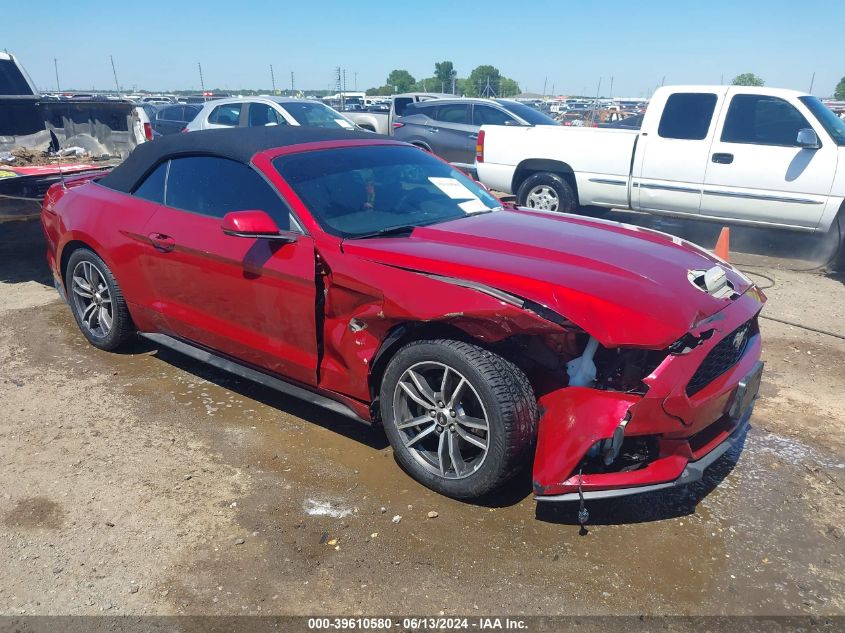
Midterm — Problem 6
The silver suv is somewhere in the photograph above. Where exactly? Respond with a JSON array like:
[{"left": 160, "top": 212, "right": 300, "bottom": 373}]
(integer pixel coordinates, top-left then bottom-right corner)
[{"left": 393, "top": 98, "right": 558, "bottom": 171}]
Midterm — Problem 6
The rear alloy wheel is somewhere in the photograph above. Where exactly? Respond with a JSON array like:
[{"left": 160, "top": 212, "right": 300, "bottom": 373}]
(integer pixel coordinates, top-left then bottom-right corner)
[
  {"left": 66, "top": 248, "right": 133, "bottom": 350},
  {"left": 380, "top": 339, "right": 537, "bottom": 499},
  {"left": 517, "top": 171, "right": 577, "bottom": 213}
]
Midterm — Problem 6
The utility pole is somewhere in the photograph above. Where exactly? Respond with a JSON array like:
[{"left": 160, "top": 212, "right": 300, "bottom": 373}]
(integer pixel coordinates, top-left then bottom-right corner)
[
  {"left": 109, "top": 55, "right": 121, "bottom": 96},
  {"left": 198, "top": 62, "right": 205, "bottom": 96},
  {"left": 808, "top": 71, "right": 815, "bottom": 93},
  {"left": 342, "top": 68, "right": 347, "bottom": 109},
  {"left": 609, "top": 75, "right": 614, "bottom": 98},
  {"left": 270, "top": 64, "right": 276, "bottom": 93},
  {"left": 54, "top": 58, "right": 60, "bottom": 92},
  {"left": 291, "top": 71, "right": 295, "bottom": 92},
  {"left": 542, "top": 76, "right": 547, "bottom": 98},
  {"left": 589, "top": 77, "right": 602, "bottom": 127},
  {"left": 354, "top": 71, "right": 358, "bottom": 91},
  {"left": 660, "top": 75, "right": 665, "bottom": 86}
]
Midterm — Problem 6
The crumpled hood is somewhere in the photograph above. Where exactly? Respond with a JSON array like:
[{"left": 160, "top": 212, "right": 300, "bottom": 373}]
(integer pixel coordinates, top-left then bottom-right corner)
[{"left": 341, "top": 208, "right": 753, "bottom": 348}]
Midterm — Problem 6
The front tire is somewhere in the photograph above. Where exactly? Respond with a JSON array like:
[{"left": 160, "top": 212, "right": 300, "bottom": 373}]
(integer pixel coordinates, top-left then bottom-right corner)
[
  {"left": 380, "top": 339, "right": 537, "bottom": 499},
  {"left": 65, "top": 248, "right": 134, "bottom": 351},
  {"left": 516, "top": 172, "right": 577, "bottom": 213}
]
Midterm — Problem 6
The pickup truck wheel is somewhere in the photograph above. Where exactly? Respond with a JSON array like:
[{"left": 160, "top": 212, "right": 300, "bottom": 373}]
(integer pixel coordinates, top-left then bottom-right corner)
[
  {"left": 517, "top": 172, "right": 576, "bottom": 213},
  {"left": 65, "top": 248, "right": 134, "bottom": 351},
  {"left": 380, "top": 339, "right": 537, "bottom": 500}
]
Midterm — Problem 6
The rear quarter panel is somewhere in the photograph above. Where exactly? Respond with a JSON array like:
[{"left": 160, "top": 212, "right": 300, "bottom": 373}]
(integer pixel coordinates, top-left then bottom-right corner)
[
  {"left": 477, "top": 125, "right": 637, "bottom": 203},
  {"left": 49, "top": 182, "right": 162, "bottom": 327}
]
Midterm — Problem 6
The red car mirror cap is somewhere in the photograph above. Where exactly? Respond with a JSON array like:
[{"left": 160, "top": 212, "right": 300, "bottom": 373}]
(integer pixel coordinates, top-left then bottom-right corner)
[{"left": 221, "top": 210, "right": 297, "bottom": 242}]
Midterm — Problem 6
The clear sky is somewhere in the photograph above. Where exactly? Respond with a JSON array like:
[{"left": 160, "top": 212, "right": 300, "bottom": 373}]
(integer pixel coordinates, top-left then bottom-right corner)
[{"left": 5, "top": 0, "right": 842, "bottom": 97}]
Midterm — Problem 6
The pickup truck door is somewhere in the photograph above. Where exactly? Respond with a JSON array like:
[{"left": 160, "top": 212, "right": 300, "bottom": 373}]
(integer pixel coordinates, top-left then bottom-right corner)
[
  {"left": 633, "top": 89, "right": 727, "bottom": 214},
  {"left": 700, "top": 92, "right": 834, "bottom": 230}
]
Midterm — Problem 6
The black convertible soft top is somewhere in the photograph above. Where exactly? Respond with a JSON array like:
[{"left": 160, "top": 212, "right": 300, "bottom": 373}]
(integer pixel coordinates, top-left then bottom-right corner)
[{"left": 98, "top": 125, "right": 384, "bottom": 193}]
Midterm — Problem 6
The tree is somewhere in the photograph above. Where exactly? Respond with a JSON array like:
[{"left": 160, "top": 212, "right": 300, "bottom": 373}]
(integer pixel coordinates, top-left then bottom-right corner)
[
  {"left": 434, "top": 61, "right": 457, "bottom": 92},
  {"left": 835, "top": 77, "right": 845, "bottom": 101},
  {"left": 366, "top": 85, "right": 394, "bottom": 96},
  {"left": 499, "top": 77, "right": 520, "bottom": 97},
  {"left": 731, "top": 73, "right": 765, "bottom": 87},
  {"left": 465, "top": 65, "right": 502, "bottom": 97},
  {"left": 386, "top": 69, "right": 416, "bottom": 93}
]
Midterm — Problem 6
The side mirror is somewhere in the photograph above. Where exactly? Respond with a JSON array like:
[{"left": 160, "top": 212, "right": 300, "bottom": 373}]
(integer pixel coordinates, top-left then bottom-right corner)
[
  {"left": 221, "top": 210, "right": 297, "bottom": 242},
  {"left": 796, "top": 128, "right": 820, "bottom": 149}
]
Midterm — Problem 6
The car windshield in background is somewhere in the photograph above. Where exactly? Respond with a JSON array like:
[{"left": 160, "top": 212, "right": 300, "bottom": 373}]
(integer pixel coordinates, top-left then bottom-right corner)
[
  {"left": 282, "top": 102, "right": 356, "bottom": 130},
  {"left": 497, "top": 100, "right": 559, "bottom": 125},
  {"left": 274, "top": 145, "right": 503, "bottom": 238},
  {"left": 799, "top": 96, "right": 845, "bottom": 145}
]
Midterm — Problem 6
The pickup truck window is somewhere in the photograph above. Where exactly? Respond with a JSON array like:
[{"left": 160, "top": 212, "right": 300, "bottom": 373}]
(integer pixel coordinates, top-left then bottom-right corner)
[
  {"left": 799, "top": 96, "right": 845, "bottom": 146},
  {"left": 721, "top": 95, "right": 810, "bottom": 147},
  {"left": 657, "top": 93, "right": 717, "bottom": 140}
]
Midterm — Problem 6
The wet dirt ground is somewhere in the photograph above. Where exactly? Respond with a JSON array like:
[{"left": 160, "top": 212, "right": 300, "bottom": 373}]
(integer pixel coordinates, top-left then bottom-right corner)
[{"left": 0, "top": 218, "right": 843, "bottom": 617}]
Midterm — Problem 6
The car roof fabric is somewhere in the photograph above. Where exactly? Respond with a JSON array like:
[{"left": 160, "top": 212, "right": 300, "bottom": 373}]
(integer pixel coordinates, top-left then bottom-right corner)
[{"left": 98, "top": 126, "right": 382, "bottom": 193}]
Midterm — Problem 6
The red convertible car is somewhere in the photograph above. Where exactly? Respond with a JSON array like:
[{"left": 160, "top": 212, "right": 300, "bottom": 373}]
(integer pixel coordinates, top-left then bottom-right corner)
[{"left": 41, "top": 126, "right": 765, "bottom": 504}]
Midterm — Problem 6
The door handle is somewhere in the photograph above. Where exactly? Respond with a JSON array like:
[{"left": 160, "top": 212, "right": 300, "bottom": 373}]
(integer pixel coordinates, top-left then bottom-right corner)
[
  {"left": 148, "top": 232, "right": 176, "bottom": 253},
  {"left": 712, "top": 152, "right": 734, "bottom": 164},
  {"left": 427, "top": 127, "right": 439, "bottom": 133},
  {"left": 468, "top": 133, "right": 478, "bottom": 140}
]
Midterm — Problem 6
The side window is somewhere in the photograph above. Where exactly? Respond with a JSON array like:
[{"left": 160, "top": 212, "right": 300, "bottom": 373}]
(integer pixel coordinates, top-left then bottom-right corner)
[
  {"left": 159, "top": 106, "right": 182, "bottom": 121},
  {"left": 435, "top": 104, "right": 470, "bottom": 124},
  {"left": 132, "top": 161, "right": 168, "bottom": 204},
  {"left": 721, "top": 95, "right": 811, "bottom": 146},
  {"left": 164, "top": 156, "right": 293, "bottom": 229},
  {"left": 208, "top": 103, "right": 242, "bottom": 126},
  {"left": 657, "top": 93, "right": 718, "bottom": 140},
  {"left": 248, "top": 103, "right": 287, "bottom": 127},
  {"left": 472, "top": 105, "right": 516, "bottom": 126},
  {"left": 406, "top": 103, "right": 436, "bottom": 119}
]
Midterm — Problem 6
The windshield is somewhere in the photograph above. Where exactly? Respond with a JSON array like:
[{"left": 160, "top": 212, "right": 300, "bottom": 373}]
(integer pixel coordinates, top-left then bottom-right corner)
[
  {"left": 799, "top": 96, "right": 845, "bottom": 145},
  {"left": 281, "top": 101, "right": 356, "bottom": 130},
  {"left": 274, "top": 145, "right": 503, "bottom": 238},
  {"left": 496, "top": 100, "right": 559, "bottom": 126}
]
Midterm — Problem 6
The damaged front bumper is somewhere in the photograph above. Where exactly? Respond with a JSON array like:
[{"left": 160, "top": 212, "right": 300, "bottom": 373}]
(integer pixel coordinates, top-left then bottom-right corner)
[
  {"left": 535, "top": 402, "right": 753, "bottom": 502},
  {"left": 532, "top": 289, "right": 765, "bottom": 503}
]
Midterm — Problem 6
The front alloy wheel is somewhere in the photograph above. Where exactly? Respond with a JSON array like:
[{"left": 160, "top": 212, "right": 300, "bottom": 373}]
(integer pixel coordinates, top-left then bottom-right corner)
[
  {"left": 393, "top": 361, "right": 490, "bottom": 479},
  {"left": 380, "top": 339, "right": 538, "bottom": 499}
]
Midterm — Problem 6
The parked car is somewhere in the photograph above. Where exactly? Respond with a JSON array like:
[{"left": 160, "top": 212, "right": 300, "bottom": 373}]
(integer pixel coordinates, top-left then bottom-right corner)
[
  {"left": 150, "top": 103, "right": 203, "bottom": 135},
  {"left": 41, "top": 126, "right": 765, "bottom": 504},
  {"left": 184, "top": 97, "right": 359, "bottom": 132},
  {"left": 393, "top": 98, "right": 559, "bottom": 171},
  {"left": 341, "top": 92, "right": 453, "bottom": 134},
  {"left": 477, "top": 85, "right": 845, "bottom": 238},
  {"left": 598, "top": 113, "right": 644, "bottom": 130}
]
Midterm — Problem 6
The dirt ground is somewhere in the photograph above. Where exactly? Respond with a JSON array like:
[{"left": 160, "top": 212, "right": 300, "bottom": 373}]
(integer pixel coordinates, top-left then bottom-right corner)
[{"left": 0, "top": 217, "right": 843, "bottom": 618}]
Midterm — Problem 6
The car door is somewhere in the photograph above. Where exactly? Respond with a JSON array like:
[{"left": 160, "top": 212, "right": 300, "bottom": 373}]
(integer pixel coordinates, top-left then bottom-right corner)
[
  {"left": 632, "top": 89, "right": 727, "bottom": 214},
  {"left": 140, "top": 156, "right": 319, "bottom": 386},
  {"left": 155, "top": 105, "right": 184, "bottom": 135},
  {"left": 429, "top": 103, "right": 475, "bottom": 165},
  {"left": 700, "top": 92, "right": 835, "bottom": 229}
]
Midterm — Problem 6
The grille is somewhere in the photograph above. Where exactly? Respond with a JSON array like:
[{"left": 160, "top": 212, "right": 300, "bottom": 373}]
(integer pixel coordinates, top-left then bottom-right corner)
[{"left": 686, "top": 319, "right": 754, "bottom": 396}]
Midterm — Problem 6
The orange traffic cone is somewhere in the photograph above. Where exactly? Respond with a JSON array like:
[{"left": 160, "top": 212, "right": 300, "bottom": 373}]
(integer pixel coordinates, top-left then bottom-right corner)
[{"left": 714, "top": 227, "right": 730, "bottom": 262}]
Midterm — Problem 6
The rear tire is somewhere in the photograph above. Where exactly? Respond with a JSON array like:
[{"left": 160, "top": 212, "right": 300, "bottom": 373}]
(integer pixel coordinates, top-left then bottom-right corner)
[
  {"left": 380, "top": 339, "right": 537, "bottom": 500},
  {"left": 516, "top": 172, "right": 577, "bottom": 213},
  {"left": 65, "top": 248, "right": 134, "bottom": 351}
]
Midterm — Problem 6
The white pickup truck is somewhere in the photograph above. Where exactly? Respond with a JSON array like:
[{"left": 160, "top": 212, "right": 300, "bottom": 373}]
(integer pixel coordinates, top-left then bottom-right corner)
[{"left": 476, "top": 85, "right": 845, "bottom": 235}]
